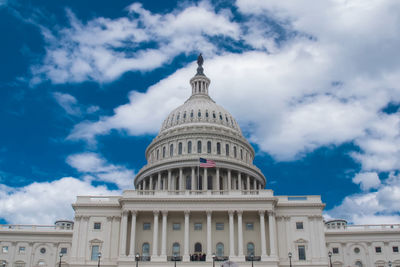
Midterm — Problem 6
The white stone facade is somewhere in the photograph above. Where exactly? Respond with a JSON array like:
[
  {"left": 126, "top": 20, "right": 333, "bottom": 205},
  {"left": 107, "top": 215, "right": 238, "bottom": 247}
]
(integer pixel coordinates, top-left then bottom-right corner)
[{"left": 1, "top": 58, "right": 399, "bottom": 267}]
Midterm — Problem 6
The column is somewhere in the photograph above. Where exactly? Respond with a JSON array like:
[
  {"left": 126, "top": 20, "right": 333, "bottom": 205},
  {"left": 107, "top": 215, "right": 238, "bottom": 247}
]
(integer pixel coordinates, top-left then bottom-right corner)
[
  {"left": 152, "top": 211, "right": 159, "bottom": 257},
  {"left": 71, "top": 216, "right": 81, "bottom": 260},
  {"left": 183, "top": 211, "right": 190, "bottom": 261},
  {"left": 158, "top": 172, "right": 161, "bottom": 190},
  {"left": 204, "top": 168, "right": 208, "bottom": 190},
  {"left": 229, "top": 210, "right": 235, "bottom": 258},
  {"left": 207, "top": 210, "right": 212, "bottom": 261},
  {"left": 149, "top": 176, "right": 153, "bottom": 190},
  {"left": 237, "top": 210, "right": 244, "bottom": 258},
  {"left": 253, "top": 179, "right": 257, "bottom": 190},
  {"left": 259, "top": 210, "right": 267, "bottom": 259},
  {"left": 268, "top": 211, "right": 277, "bottom": 257},
  {"left": 228, "top": 170, "right": 232, "bottom": 190},
  {"left": 105, "top": 216, "right": 113, "bottom": 259},
  {"left": 119, "top": 211, "right": 128, "bottom": 257},
  {"left": 128, "top": 211, "right": 137, "bottom": 257},
  {"left": 238, "top": 173, "right": 242, "bottom": 190},
  {"left": 246, "top": 175, "right": 250, "bottom": 190},
  {"left": 216, "top": 168, "right": 220, "bottom": 191},
  {"left": 191, "top": 167, "right": 195, "bottom": 190},
  {"left": 161, "top": 211, "right": 168, "bottom": 259},
  {"left": 179, "top": 168, "right": 183, "bottom": 191},
  {"left": 168, "top": 170, "right": 172, "bottom": 191}
]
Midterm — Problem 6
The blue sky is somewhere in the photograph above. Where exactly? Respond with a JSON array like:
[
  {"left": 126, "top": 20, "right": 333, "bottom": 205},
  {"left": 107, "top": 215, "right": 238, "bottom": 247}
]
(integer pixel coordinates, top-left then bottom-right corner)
[{"left": 1, "top": 0, "right": 400, "bottom": 225}]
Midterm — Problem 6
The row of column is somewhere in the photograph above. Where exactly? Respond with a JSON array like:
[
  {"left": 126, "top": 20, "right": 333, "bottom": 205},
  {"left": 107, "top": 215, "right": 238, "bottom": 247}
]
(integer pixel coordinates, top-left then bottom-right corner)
[
  {"left": 119, "top": 210, "right": 277, "bottom": 261},
  {"left": 137, "top": 167, "right": 263, "bottom": 191}
]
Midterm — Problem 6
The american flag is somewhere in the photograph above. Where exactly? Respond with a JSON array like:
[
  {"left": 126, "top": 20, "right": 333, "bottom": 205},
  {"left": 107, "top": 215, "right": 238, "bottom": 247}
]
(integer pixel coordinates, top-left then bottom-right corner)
[{"left": 199, "top": 158, "right": 216, "bottom": 168}]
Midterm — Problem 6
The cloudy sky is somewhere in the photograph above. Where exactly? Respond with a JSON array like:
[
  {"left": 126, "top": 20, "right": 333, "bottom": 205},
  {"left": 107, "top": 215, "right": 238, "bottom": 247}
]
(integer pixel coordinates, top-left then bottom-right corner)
[{"left": 1, "top": 0, "right": 400, "bottom": 225}]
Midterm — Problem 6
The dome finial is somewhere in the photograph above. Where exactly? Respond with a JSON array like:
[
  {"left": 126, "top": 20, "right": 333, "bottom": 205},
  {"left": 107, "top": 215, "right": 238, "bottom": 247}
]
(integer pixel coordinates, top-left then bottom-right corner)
[{"left": 196, "top": 53, "right": 204, "bottom": 76}]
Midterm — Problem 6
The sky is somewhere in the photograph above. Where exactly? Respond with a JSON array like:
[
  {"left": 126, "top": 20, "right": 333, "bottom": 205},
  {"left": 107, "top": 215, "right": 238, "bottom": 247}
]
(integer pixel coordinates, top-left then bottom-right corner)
[{"left": 1, "top": 0, "right": 400, "bottom": 225}]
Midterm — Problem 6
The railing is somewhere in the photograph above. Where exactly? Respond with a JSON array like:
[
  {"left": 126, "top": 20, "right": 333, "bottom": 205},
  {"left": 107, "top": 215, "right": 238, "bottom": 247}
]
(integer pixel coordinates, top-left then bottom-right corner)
[
  {"left": 326, "top": 224, "right": 400, "bottom": 231},
  {"left": 133, "top": 189, "right": 266, "bottom": 196},
  {"left": 0, "top": 224, "right": 73, "bottom": 231},
  {"left": 137, "top": 256, "right": 151, "bottom": 261},
  {"left": 214, "top": 256, "right": 229, "bottom": 261},
  {"left": 245, "top": 256, "right": 261, "bottom": 261},
  {"left": 190, "top": 254, "right": 206, "bottom": 261}
]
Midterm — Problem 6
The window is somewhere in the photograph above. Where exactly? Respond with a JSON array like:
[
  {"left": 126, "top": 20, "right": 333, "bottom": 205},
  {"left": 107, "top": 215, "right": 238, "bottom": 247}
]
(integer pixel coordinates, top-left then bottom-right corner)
[
  {"left": 247, "top": 243, "right": 255, "bottom": 256},
  {"left": 172, "top": 243, "right": 180, "bottom": 256},
  {"left": 14, "top": 261, "right": 25, "bottom": 267},
  {"left": 163, "top": 147, "right": 166, "bottom": 158},
  {"left": 2, "top": 246, "right": 8, "bottom": 253},
  {"left": 183, "top": 112, "right": 186, "bottom": 119},
  {"left": 143, "top": 223, "right": 151, "bottom": 230},
  {"left": 38, "top": 261, "right": 46, "bottom": 266},
  {"left": 177, "top": 114, "right": 180, "bottom": 121},
  {"left": 178, "top": 143, "right": 182, "bottom": 155},
  {"left": 186, "top": 176, "right": 191, "bottom": 190},
  {"left": 375, "top": 246, "right": 382, "bottom": 253},
  {"left": 190, "top": 111, "right": 193, "bottom": 118},
  {"left": 170, "top": 144, "right": 173, "bottom": 156},
  {"left": 246, "top": 222, "right": 254, "bottom": 230},
  {"left": 354, "top": 247, "right": 360, "bottom": 254},
  {"left": 157, "top": 149, "right": 159, "bottom": 160},
  {"left": 208, "top": 175, "right": 212, "bottom": 190},
  {"left": 194, "top": 223, "right": 202, "bottom": 230},
  {"left": 332, "top": 247, "right": 339, "bottom": 254},
  {"left": 206, "top": 111, "right": 209, "bottom": 118},
  {"left": 198, "top": 111, "right": 201, "bottom": 117},
  {"left": 296, "top": 222, "right": 304, "bottom": 229},
  {"left": 188, "top": 141, "right": 192, "bottom": 154},
  {"left": 60, "top": 247, "right": 68, "bottom": 254},
  {"left": 393, "top": 246, "right": 399, "bottom": 252},
  {"left": 142, "top": 243, "right": 150, "bottom": 256},
  {"left": 240, "top": 149, "right": 243, "bottom": 160},
  {"left": 234, "top": 146, "right": 237, "bottom": 158},
  {"left": 226, "top": 144, "right": 229, "bottom": 156},
  {"left": 213, "top": 112, "right": 216, "bottom": 119},
  {"left": 216, "top": 243, "right": 224, "bottom": 257},
  {"left": 19, "top": 246, "right": 25, "bottom": 254},
  {"left": 194, "top": 243, "right": 202, "bottom": 253},
  {"left": 94, "top": 222, "right": 101, "bottom": 230},
  {"left": 216, "top": 223, "right": 224, "bottom": 230},
  {"left": 207, "top": 141, "right": 211, "bottom": 153},
  {"left": 298, "top": 245, "right": 306, "bottom": 260},
  {"left": 217, "top": 143, "right": 221, "bottom": 155},
  {"left": 355, "top": 261, "right": 363, "bottom": 267},
  {"left": 219, "top": 114, "right": 223, "bottom": 120},
  {"left": 173, "top": 223, "right": 181, "bottom": 230},
  {"left": 40, "top": 248, "right": 46, "bottom": 254},
  {"left": 91, "top": 245, "right": 99, "bottom": 261},
  {"left": 197, "top": 141, "right": 202, "bottom": 153}
]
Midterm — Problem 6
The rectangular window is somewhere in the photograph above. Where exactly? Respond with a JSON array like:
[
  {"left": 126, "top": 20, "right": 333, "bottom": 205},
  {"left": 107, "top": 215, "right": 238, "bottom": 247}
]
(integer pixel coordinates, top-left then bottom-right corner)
[
  {"left": 143, "top": 223, "right": 151, "bottom": 230},
  {"left": 298, "top": 245, "right": 306, "bottom": 260},
  {"left": 91, "top": 245, "right": 99, "bottom": 261},
  {"left": 2, "top": 246, "right": 8, "bottom": 253},
  {"left": 61, "top": 247, "right": 68, "bottom": 254},
  {"left": 375, "top": 246, "right": 382, "bottom": 253},
  {"left": 246, "top": 222, "right": 254, "bottom": 230},
  {"left": 19, "top": 246, "right": 25, "bottom": 253},
  {"left": 173, "top": 223, "right": 181, "bottom": 230},
  {"left": 393, "top": 246, "right": 399, "bottom": 253},
  {"left": 332, "top": 247, "right": 339, "bottom": 254},
  {"left": 93, "top": 222, "right": 101, "bottom": 230},
  {"left": 194, "top": 223, "right": 202, "bottom": 230},
  {"left": 296, "top": 222, "right": 304, "bottom": 229},
  {"left": 216, "top": 223, "right": 224, "bottom": 230}
]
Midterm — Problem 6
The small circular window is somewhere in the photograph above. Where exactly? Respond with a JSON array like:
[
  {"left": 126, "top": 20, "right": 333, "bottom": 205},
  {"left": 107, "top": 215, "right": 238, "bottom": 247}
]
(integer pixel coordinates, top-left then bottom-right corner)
[
  {"left": 40, "top": 248, "right": 46, "bottom": 254},
  {"left": 354, "top": 247, "right": 360, "bottom": 254}
]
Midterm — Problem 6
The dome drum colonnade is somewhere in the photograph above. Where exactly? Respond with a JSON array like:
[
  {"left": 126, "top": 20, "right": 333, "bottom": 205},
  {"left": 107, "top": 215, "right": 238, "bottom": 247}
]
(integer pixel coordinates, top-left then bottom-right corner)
[{"left": 134, "top": 54, "right": 266, "bottom": 194}]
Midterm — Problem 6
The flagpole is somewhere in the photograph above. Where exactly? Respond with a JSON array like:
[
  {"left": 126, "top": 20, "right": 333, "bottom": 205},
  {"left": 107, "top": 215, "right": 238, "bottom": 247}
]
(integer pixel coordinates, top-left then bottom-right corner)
[{"left": 197, "top": 159, "right": 200, "bottom": 191}]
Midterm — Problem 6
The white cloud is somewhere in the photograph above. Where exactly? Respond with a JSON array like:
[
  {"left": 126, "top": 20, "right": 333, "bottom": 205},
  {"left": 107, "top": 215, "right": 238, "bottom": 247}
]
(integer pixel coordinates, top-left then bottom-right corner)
[
  {"left": 32, "top": 2, "right": 240, "bottom": 84},
  {"left": 352, "top": 172, "right": 381, "bottom": 191},
  {"left": 53, "top": 92, "right": 99, "bottom": 116},
  {"left": 66, "top": 152, "right": 134, "bottom": 189},
  {"left": 0, "top": 177, "right": 119, "bottom": 224}
]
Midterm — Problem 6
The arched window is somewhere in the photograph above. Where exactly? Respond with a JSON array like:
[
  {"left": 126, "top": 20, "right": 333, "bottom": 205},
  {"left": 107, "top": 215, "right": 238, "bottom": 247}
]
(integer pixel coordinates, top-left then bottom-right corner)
[
  {"left": 175, "top": 176, "right": 179, "bottom": 190},
  {"left": 226, "top": 144, "right": 229, "bottom": 156},
  {"left": 234, "top": 146, "right": 237, "bottom": 158},
  {"left": 216, "top": 243, "right": 224, "bottom": 257},
  {"left": 247, "top": 242, "right": 254, "bottom": 256},
  {"left": 170, "top": 144, "right": 174, "bottom": 157},
  {"left": 188, "top": 141, "right": 192, "bottom": 154},
  {"left": 194, "top": 242, "right": 202, "bottom": 253},
  {"left": 178, "top": 142, "right": 182, "bottom": 155},
  {"left": 198, "top": 110, "right": 201, "bottom": 117},
  {"left": 206, "top": 111, "right": 209, "bottom": 118},
  {"left": 176, "top": 114, "right": 180, "bottom": 121},
  {"left": 183, "top": 112, "right": 186, "bottom": 119},
  {"left": 240, "top": 149, "right": 243, "bottom": 160},
  {"left": 142, "top": 243, "right": 150, "bottom": 256},
  {"left": 213, "top": 112, "right": 216, "bottom": 119},
  {"left": 217, "top": 143, "right": 221, "bottom": 155},
  {"left": 355, "top": 261, "right": 362, "bottom": 267},
  {"left": 190, "top": 111, "right": 194, "bottom": 118},
  {"left": 163, "top": 147, "right": 166, "bottom": 158},
  {"left": 219, "top": 114, "right": 223, "bottom": 120},
  {"left": 157, "top": 149, "right": 159, "bottom": 160},
  {"left": 172, "top": 243, "right": 180, "bottom": 256},
  {"left": 207, "top": 141, "right": 211, "bottom": 153},
  {"left": 197, "top": 141, "right": 202, "bottom": 153}
]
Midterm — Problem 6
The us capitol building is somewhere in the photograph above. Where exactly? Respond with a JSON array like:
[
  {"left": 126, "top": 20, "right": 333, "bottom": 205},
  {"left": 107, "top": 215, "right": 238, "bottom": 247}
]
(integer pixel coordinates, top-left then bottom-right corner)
[{"left": 1, "top": 56, "right": 400, "bottom": 267}]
